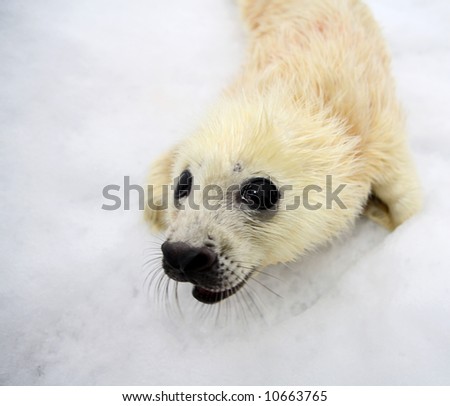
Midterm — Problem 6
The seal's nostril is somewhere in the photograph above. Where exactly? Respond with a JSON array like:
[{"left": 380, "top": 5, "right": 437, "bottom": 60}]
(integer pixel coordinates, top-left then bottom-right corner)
[
  {"left": 184, "top": 250, "right": 216, "bottom": 273},
  {"left": 161, "top": 241, "right": 217, "bottom": 279},
  {"left": 161, "top": 241, "right": 182, "bottom": 271}
]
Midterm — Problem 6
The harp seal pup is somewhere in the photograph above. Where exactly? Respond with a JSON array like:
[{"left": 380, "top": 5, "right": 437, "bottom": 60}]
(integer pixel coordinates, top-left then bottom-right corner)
[{"left": 145, "top": 0, "right": 421, "bottom": 304}]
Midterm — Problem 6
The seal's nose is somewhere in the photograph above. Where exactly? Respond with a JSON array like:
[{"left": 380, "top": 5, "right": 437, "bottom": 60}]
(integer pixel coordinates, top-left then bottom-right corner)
[{"left": 161, "top": 241, "right": 217, "bottom": 281}]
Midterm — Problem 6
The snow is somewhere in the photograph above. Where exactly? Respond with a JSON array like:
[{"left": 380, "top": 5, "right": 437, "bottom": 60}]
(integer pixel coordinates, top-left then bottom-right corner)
[{"left": 1, "top": 0, "right": 449, "bottom": 385}]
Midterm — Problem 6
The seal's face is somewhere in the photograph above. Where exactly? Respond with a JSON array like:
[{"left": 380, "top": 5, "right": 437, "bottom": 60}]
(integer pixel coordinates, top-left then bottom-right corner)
[
  {"left": 162, "top": 160, "right": 282, "bottom": 304},
  {"left": 145, "top": 96, "right": 366, "bottom": 304}
]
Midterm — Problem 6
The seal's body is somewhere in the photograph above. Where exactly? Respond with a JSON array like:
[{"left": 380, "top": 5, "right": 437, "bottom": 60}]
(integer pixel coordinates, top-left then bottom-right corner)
[{"left": 145, "top": 0, "right": 421, "bottom": 304}]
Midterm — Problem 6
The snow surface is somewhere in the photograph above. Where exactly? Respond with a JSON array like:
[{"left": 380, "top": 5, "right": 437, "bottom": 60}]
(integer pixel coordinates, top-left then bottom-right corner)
[{"left": 1, "top": 0, "right": 449, "bottom": 385}]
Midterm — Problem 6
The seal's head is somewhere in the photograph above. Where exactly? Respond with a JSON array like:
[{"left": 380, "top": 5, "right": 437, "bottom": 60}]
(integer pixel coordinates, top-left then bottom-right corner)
[{"left": 145, "top": 92, "right": 366, "bottom": 303}]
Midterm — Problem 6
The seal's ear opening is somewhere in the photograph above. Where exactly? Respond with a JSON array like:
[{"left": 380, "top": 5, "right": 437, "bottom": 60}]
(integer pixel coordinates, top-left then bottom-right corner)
[{"left": 144, "top": 147, "right": 177, "bottom": 232}]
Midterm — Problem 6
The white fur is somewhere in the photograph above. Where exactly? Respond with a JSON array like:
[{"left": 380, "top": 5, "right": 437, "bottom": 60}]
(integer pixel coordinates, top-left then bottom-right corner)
[{"left": 145, "top": 0, "right": 422, "bottom": 296}]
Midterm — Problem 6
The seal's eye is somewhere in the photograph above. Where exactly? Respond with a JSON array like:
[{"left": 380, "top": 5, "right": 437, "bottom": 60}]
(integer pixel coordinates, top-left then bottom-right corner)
[
  {"left": 175, "top": 170, "right": 193, "bottom": 200},
  {"left": 240, "top": 177, "right": 279, "bottom": 210}
]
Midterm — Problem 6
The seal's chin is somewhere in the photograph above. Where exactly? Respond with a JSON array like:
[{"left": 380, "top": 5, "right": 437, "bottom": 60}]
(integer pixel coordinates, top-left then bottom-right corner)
[{"left": 192, "top": 280, "right": 246, "bottom": 304}]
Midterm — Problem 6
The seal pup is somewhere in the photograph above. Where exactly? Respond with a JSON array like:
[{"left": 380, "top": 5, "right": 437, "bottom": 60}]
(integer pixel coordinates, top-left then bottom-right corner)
[{"left": 145, "top": 0, "right": 421, "bottom": 304}]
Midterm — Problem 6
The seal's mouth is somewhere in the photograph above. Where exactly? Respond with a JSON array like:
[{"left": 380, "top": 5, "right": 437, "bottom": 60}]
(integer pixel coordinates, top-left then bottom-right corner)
[{"left": 192, "top": 280, "right": 247, "bottom": 304}]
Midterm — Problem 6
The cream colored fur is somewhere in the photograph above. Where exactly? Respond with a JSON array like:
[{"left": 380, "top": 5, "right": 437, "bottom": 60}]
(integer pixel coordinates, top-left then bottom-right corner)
[{"left": 145, "top": 0, "right": 421, "bottom": 283}]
